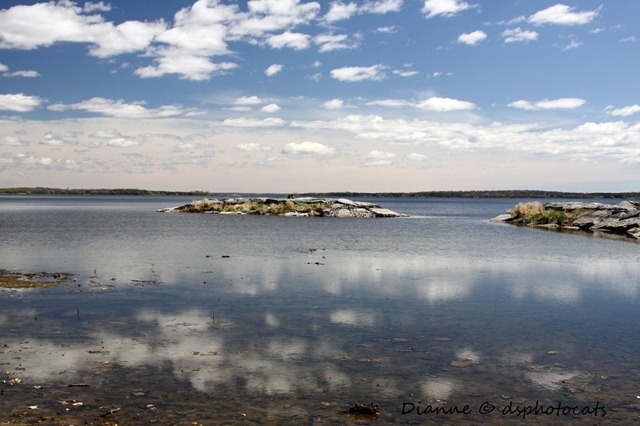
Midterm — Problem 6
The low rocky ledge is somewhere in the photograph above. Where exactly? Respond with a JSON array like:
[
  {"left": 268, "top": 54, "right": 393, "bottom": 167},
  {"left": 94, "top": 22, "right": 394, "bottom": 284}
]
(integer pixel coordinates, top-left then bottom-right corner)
[
  {"left": 491, "top": 200, "right": 640, "bottom": 240},
  {"left": 158, "top": 197, "right": 409, "bottom": 218}
]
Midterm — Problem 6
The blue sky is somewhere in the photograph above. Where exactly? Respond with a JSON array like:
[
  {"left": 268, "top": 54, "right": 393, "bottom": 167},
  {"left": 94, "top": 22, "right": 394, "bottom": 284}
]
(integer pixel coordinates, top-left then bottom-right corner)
[{"left": 1, "top": 0, "right": 639, "bottom": 192}]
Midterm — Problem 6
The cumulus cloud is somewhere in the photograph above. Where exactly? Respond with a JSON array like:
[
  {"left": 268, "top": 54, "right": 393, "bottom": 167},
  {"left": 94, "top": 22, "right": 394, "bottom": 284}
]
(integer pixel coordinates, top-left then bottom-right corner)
[
  {"left": 509, "top": 98, "right": 586, "bottom": 110},
  {"left": 0, "top": 1, "right": 165, "bottom": 56},
  {"left": 324, "top": 99, "right": 344, "bottom": 110},
  {"left": 235, "top": 96, "right": 263, "bottom": 105},
  {"left": 528, "top": 4, "right": 601, "bottom": 26},
  {"left": 48, "top": 97, "right": 202, "bottom": 118},
  {"left": 83, "top": 2, "right": 111, "bottom": 13},
  {"left": 325, "top": 2, "right": 359, "bottom": 22},
  {"left": 0, "top": 136, "right": 28, "bottom": 146},
  {"left": 314, "top": 33, "right": 360, "bottom": 52},
  {"left": 407, "top": 153, "right": 427, "bottom": 161},
  {"left": 330, "top": 64, "right": 386, "bottom": 82},
  {"left": 422, "top": 0, "right": 472, "bottom": 18},
  {"left": 609, "top": 105, "right": 640, "bottom": 117},
  {"left": 502, "top": 27, "right": 538, "bottom": 43},
  {"left": 457, "top": 30, "right": 487, "bottom": 45},
  {"left": 107, "top": 138, "right": 141, "bottom": 148},
  {"left": 135, "top": 54, "right": 237, "bottom": 81},
  {"left": 0, "top": 93, "right": 44, "bottom": 112},
  {"left": 324, "top": 0, "right": 402, "bottom": 22},
  {"left": 39, "top": 132, "right": 78, "bottom": 146},
  {"left": 261, "top": 103, "right": 281, "bottom": 113},
  {"left": 282, "top": 141, "right": 335, "bottom": 157},
  {"left": 265, "top": 64, "right": 284, "bottom": 76},
  {"left": 418, "top": 97, "right": 476, "bottom": 111},
  {"left": 266, "top": 31, "right": 310, "bottom": 50}
]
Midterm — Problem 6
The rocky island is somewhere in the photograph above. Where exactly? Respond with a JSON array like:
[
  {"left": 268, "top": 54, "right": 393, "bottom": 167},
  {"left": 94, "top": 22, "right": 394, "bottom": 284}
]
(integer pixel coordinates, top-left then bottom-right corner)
[
  {"left": 158, "top": 197, "right": 409, "bottom": 218},
  {"left": 492, "top": 200, "right": 640, "bottom": 240}
]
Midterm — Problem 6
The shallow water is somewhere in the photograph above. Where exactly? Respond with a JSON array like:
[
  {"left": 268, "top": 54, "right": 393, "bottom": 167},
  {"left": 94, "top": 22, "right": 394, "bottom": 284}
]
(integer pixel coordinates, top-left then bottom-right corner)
[{"left": 1, "top": 195, "right": 639, "bottom": 424}]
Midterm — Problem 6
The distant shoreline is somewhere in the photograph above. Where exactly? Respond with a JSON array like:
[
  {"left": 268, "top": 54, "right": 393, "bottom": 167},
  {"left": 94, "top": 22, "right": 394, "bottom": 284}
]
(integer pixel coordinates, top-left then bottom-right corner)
[{"left": 1, "top": 187, "right": 639, "bottom": 199}]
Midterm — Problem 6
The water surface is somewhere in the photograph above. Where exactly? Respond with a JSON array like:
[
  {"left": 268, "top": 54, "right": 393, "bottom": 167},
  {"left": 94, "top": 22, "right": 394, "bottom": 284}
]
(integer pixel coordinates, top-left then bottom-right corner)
[{"left": 1, "top": 196, "right": 639, "bottom": 424}]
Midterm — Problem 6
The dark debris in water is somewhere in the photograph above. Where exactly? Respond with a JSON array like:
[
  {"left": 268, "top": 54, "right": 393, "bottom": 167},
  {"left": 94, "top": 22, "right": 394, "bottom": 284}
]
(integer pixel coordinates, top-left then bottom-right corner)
[{"left": 341, "top": 402, "right": 381, "bottom": 416}]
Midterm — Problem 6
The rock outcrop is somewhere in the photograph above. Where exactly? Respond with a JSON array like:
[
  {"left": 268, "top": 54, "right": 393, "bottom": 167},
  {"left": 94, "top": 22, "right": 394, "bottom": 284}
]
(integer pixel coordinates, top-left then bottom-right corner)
[
  {"left": 158, "top": 197, "right": 408, "bottom": 218},
  {"left": 492, "top": 200, "right": 640, "bottom": 240}
]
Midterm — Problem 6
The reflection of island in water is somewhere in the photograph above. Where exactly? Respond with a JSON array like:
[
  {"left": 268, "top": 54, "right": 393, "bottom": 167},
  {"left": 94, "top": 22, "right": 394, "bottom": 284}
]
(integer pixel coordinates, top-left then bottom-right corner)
[{"left": 2, "top": 253, "right": 638, "bottom": 424}]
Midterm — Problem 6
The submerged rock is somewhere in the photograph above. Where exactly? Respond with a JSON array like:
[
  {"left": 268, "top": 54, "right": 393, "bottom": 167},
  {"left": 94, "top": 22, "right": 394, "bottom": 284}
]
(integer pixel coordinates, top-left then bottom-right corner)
[
  {"left": 158, "top": 197, "right": 408, "bottom": 218},
  {"left": 492, "top": 200, "right": 640, "bottom": 240}
]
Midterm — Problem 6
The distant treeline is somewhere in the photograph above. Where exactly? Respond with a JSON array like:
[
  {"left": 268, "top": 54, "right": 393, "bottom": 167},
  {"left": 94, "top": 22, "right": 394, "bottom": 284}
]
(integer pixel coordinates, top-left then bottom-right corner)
[
  {"left": 0, "top": 187, "right": 211, "bottom": 196},
  {"left": 1, "top": 187, "right": 639, "bottom": 199},
  {"left": 294, "top": 190, "right": 640, "bottom": 199}
]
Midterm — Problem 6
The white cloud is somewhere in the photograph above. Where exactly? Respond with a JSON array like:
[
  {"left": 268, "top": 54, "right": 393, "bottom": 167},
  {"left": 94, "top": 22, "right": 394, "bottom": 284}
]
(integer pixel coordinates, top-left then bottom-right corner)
[
  {"left": 418, "top": 97, "right": 476, "bottom": 111},
  {"left": 392, "top": 69, "right": 418, "bottom": 77},
  {"left": 509, "top": 98, "right": 586, "bottom": 111},
  {"left": 135, "top": 54, "right": 237, "bottom": 81},
  {"left": 0, "top": 93, "right": 44, "bottom": 112},
  {"left": 330, "top": 64, "right": 386, "bottom": 82},
  {"left": 92, "top": 129, "right": 125, "bottom": 139},
  {"left": 502, "top": 27, "right": 538, "bottom": 43},
  {"left": 0, "top": 136, "right": 28, "bottom": 146},
  {"left": 314, "top": 33, "right": 360, "bottom": 52},
  {"left": 376, "top": 25, "right": 398, "bottom": 34},
  {"left": 48, "top": 97, "right": 201, "bottom": 118},
  {"left": 221, "top": 117, "right": 286, "bottom": 127},
  {"left": 265, "top": 64, "right": 283, "bottom": 76},
  {"left": 324, "top": 99, "right": 344, "bottom": 110},
  {"left": 324, "top": 0, "right": 402, "bottom": 22},
  {"left": 367, "top": 99, "right": 412, "bottom": 108},
  {"left": 235, "top": 96, "right": 263, "bottom": 105},
  {"left": 620, "top": 36, "right": 636, "bottom": 43},
  {"left": 609, "top": 105, "right": 640, "bottom": 117},
  {"left": 559, "top": 35, "right": 582, "bottom": 51},
  {"left": 325, "top": 1, "right": 359, "bottom": 22},
  {"left": 237, "top": 143, "right": 272, "bottom": 152},
  {"left": 407, "top": 153, "right": 427, "bottom": 161},
  {"left": 83, "top": 2, "right": 111, "bottom": 13},
  {"left": 366, "top": 97, "right": 475, "bottom": 111},
  {"left": 89, "top": 20, "right": 167, "bottom": 58},
  {"left": 266, "top": 31, "right": 310, "bottom": 50},
  {"left": 261, "top": 103, "right": 281, "bottom": 113},
  {"left": 3, "top": 70, "right": 40, "bottom": 78},
  {"left": 107, "top": 138, "right": 141, "bottom": 148},
  {"left": 362, "top": 0, "right": 404, "bottom": 14},
  {"left": 282, "top": 141, "right": 335, "bottom": 157},
  {"left": 528, "top": 4, "right": 601, "bottom": 26},
  {"left": 0, "top": 64, "right": 7, "bottom": 72},
  {"left": 39, "top": 132, "right": 78, "bottom": 147},
  {"left": 422, "top": 0, "right": 471, "bottom": 18},
  {"left": 366, "top": 150, "right": 397, "bottom": 160},
  {"left": 0, "top": 1, "right": 165, "bottom": 57},
  {"left": 457, "top": 30, "right": 486, "bottom": 45}
]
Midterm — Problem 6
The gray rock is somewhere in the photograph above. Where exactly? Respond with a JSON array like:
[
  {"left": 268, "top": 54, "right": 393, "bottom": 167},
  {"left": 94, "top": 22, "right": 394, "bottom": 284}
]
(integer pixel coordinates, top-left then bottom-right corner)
[
  {"left": 335, "top": 198, "right": 357, "bottom": 206},
  {"left": 369, "top": 207, "right": 408, "bottom": 217},
  {"left": 591, "top": 217, "right": 640, "bottom": 233},
  {"left": 490, "top": 214, "right": 514, "bottom": 222},
  {"left": 627, "top": 228, "right": 640, "bottom": 239}
]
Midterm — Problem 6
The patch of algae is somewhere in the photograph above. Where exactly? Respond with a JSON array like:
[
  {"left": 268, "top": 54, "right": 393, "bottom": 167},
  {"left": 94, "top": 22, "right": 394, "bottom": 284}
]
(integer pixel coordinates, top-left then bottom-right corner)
[{"left": 0, "top": 268, "right": 75, "bottom": 289}]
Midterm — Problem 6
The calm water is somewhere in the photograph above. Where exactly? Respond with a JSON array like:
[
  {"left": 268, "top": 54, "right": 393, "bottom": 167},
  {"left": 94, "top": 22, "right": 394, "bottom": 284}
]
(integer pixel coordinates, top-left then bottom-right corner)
[{"left": 1, "top": 195, "right": 639, "bottom": 425}]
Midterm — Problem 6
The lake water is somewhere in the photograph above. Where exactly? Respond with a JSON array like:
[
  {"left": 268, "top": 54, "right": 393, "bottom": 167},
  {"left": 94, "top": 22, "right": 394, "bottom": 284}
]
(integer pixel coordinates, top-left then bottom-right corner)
[{"left": 1, "top": 195, "right": 639, "bottom": 425}]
